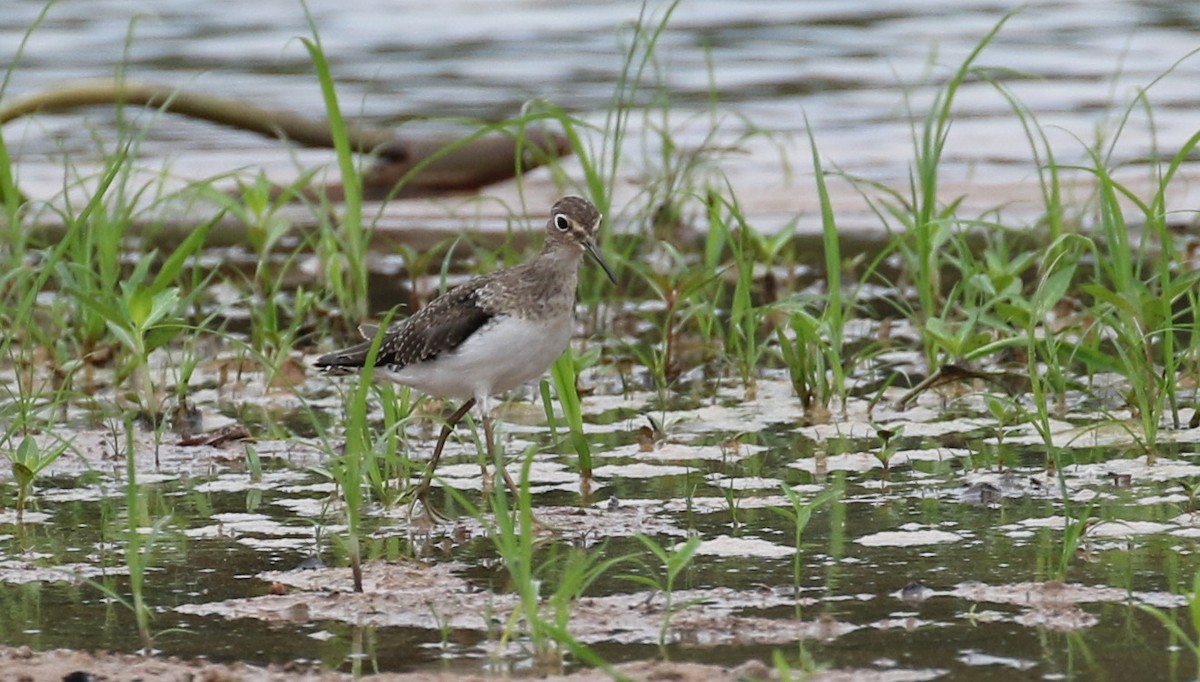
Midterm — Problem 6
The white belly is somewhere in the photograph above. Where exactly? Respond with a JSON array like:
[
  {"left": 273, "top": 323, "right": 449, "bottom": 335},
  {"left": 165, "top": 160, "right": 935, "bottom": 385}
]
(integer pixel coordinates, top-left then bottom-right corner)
[{"left": 377, "top": 314, "right": 573, "bottom": 401}]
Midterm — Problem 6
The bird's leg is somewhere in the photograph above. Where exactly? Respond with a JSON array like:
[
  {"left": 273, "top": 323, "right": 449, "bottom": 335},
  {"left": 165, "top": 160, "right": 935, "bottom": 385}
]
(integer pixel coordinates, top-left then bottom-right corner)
[
  {"left": 478, "top": 411, "right": 493, "bottom": 491},
  {"left": 476, "top": 403, "right": 556, "bottom": 531},
  {"left": 409, "top": 398, "right": 475, "bottom": 520},
  {"left": 482, "top": 413, "right": 521, "bottom": 499},
  {"left": 483, "top": 411, "right": 558, "bottom": 532}
]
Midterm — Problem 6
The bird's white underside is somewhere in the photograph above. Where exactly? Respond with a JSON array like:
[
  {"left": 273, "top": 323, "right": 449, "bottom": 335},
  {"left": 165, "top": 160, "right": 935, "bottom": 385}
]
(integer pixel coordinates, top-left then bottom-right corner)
[{"left": 374, "top": 313, "right": 573, "bottom": 413}]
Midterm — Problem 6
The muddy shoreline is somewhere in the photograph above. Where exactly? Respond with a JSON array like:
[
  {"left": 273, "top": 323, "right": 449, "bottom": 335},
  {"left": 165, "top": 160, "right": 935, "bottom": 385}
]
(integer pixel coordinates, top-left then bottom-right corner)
[{"left": 0, "top": 644, "right": 785, "bottom": 682}]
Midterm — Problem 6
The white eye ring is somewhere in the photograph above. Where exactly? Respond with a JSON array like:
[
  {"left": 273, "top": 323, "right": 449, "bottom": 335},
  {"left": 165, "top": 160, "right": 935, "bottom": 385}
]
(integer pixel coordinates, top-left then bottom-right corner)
[{"left": 553, "top": 214, "right": 571, "bottom": 231}]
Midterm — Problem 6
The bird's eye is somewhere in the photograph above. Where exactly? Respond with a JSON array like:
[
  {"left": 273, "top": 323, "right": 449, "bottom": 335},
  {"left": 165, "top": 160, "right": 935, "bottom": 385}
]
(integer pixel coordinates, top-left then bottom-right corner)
[{"left": 553, "top": 214, "right": 571, "bottom": 232}]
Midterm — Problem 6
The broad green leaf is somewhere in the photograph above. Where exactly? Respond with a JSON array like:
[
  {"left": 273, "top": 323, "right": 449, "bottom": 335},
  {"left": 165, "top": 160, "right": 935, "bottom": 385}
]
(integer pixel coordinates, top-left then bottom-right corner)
[
  {"left": 12, "top": 461, "right": 33, "bottom": 488},
  {"left": 145, "top": 288, "right": 180, "bottom": 329},
  {"left": 103, "top": 321, "right": 140, "bottom": 355},
  {"left": 127, "top": 288, "right": 154, "bottom": 329},
  {"left": 150, "top": 213, "right": 218, "bottom": 295},
  {"left": 1032, "top": 262, "right": 1075, "bottom": 318}
]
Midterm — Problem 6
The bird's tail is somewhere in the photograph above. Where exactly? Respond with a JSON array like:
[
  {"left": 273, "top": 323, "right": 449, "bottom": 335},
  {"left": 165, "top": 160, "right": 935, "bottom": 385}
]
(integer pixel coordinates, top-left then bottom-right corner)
[{"left": 313, "top": 341, "right": 374, "bottom": 373}]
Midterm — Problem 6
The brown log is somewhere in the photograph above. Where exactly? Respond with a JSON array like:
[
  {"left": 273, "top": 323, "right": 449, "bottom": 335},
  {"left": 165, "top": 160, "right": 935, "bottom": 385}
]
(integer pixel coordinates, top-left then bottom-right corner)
[
  {"left": 1, "top": 80, "right": 571, "bottom": 198},
  {"left": 348, "top": 129, "right": 570, "bottom": 200}
]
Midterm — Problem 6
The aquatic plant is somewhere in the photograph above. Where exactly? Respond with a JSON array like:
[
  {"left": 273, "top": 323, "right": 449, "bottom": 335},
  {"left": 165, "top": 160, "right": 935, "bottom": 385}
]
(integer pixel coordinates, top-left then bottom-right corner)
[
  {"left": 1054, "top": 503, "right": 1097, "bottom": 581},
  {"left": 1075, "top": 131, "right": 1200, "bottom": 453},
  {"left": 768, "top": 123, "right": 866, "bottom": 415},
  {"left": 869, "top": 424, "right": 903, "bottom": 479},
  {"left": 888, "top": 11, "right": 1019, "bottom": 369},
  {"left": 82, "top": 417, "right": 177, "bottom": 653},
  {"left": 770, "top": 486, "right": 838, "bottom": 613},
  {"left": 1138, "top": 572, "right": 1200, "bottom": 675},
  {"left": 121, "top": 417, "right": 158, "bottom": 652},
  {"left": 627, "top": 241, "right": 720, "bottom": 394},
  {"left": 549, "top": 350, "right": 595, "bottom": 478},
  {"left": 621, "top": 534, "right": 702, "bottom": 656},
  {"left": 5, "top": 435, "right": 68, "bottom": 522},
  {"left": 772, "top": 646, "right": 824, "bottom": 681},
  {"left": 445, "top": 456, "right": 629, "bottom": 672},
  {"left": 67, "top": 221, "right": 212, "bottom": 418},
  {"left": 363, "top": 383, "right": 417, "bottom": 507},
  {"left": 323, "top": 308, "right": 399, "bottom": 593},
  {"left": 715, "top": 193, "right": 770, "bottom": 395},
  {"left": 301, "top": 3, "right": 369, "bottom": 324},
  {"left": 212, "top": 170, "right": 325, "bottom": 385}
]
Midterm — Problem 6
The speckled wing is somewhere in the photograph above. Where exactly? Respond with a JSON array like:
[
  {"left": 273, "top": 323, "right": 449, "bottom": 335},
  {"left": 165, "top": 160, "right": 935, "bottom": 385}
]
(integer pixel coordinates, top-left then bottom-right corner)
[{"left": 314, "top": 281, "right": 495, "bottom": 372}]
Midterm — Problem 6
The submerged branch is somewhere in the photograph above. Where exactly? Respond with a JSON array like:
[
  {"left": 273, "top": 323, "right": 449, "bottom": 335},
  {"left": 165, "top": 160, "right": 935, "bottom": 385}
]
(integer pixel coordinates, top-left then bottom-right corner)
[{"left": 2, "top": 80, "right": 571, "bottom": 199}]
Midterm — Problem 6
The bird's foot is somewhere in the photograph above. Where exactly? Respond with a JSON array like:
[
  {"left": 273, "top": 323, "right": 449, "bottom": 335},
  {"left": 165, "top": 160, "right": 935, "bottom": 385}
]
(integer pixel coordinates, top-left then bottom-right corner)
[
  {"left": 400, "top": 478, "right": 450, "bottom": 526},
  {"left": 407, "top": 494, "right": 450, "bottom": 527}
]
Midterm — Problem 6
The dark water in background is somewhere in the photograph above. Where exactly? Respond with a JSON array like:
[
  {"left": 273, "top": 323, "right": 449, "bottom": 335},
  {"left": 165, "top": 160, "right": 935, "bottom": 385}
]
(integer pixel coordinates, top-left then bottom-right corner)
[{"left": 3, "top": 0, "right": 1200, "bottom": 230}]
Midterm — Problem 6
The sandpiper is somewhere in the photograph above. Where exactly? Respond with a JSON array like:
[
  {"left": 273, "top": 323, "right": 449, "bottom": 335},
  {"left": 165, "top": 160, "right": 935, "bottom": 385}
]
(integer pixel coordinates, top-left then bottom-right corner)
[{"left": 314, "top": 196, "right": 616, "bottom": 515}]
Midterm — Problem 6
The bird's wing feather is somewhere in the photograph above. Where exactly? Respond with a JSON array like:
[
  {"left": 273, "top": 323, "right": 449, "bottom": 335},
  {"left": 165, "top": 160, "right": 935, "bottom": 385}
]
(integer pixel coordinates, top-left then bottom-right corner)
[{"left": 314, "top": 280, "right": 496, "bottom": 371}]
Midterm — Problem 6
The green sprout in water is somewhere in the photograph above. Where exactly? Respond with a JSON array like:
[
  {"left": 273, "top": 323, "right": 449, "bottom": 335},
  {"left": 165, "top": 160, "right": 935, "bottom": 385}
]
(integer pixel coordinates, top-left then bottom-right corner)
[
  {"left": 445, "top": 456, "right": 627, "bottom": 675},
  {"left": 6, "top": 435, "right": 68, "bottom": 523},
  {"left": 66, "top": 217, "right": 213, "bottom": 420},
  {"left": 769, "top": 486, "right": 839, "bottom": 616},
  {"left": 1179, "top": 478, "right": 1200, "bottom": 514},
  {"left": 621, "top": 534, "right": 702, "bottom": 658},
  {"left": 870, "top": 423, "right": 904, "bottom": 480},
  {"left": 1054, "top": 504, "right": 1097, "bottom": 581}
]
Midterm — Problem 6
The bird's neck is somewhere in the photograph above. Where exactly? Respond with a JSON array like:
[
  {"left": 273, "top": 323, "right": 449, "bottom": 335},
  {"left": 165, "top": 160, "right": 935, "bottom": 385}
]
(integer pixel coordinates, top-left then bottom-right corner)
[
  {"left": 529, "top": 246, "right": 581, "bottom": 285},
  {"left": 535, "top": 244, "right": 584, "bottom": 274}
]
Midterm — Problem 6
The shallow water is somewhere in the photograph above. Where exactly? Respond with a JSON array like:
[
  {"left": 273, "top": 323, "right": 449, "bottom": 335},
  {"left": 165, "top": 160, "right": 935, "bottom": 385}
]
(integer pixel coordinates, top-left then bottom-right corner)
[
  {"left": 5, "top": 1, "right": 1200, "bottom": 230},
  {"left": 2, "top": 353, "right": 1200, "bottom": 679},
  {"left": 4, "top": 1, "right": 1200, "bottom": 679}
]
